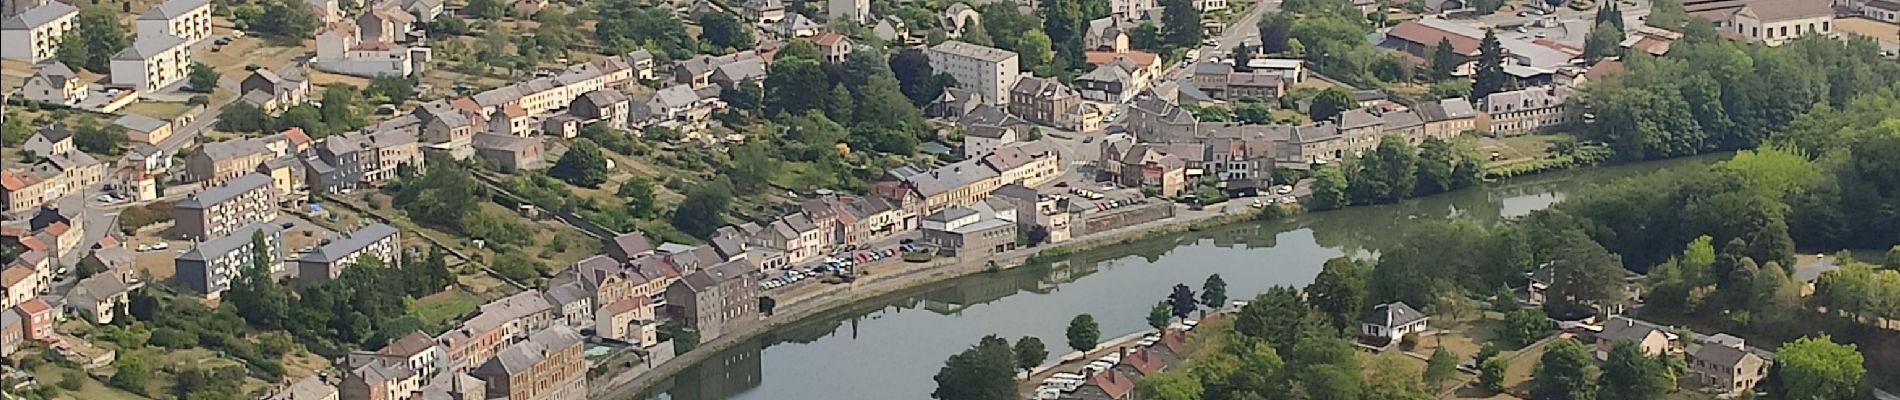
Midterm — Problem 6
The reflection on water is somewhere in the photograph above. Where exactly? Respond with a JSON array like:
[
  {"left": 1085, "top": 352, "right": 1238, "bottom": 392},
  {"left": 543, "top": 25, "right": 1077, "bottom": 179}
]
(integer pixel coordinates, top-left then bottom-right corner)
[{"left": 639, "top": 156, "right": 1721, "bottom": 400}]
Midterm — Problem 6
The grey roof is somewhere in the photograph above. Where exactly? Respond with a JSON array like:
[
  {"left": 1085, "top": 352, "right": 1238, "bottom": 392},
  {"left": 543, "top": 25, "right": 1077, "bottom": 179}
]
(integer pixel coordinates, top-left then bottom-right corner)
[
  {"left": 544, "top": 281, "right": 590, "bottom": 306},
  {"left": 652, "top": 85, "right": 703, "bottom": 109},
  {"left": 474, "top": 325, "right": 584, "bottom": 375},
  {"left": 269, "top": 375, "right": 338, "bottom": 400},
  {"left": 88, "top": 245, "right": 137, "bottom": 268},
  {"left": 1079, "top": 63, "right": 1136, "bottom": 85},
  {"left": 1193, "top": 61, "right": 1233, "bottom": 75},
  {"left": 140, "top": 0, "right": 209, "bottom": 20},
  {"left": 924, "top": 206, "right": 979, "bottom": 222},
  {"left": 930, "top": 40, "right": 1016, "bottom": 62},
  {"left": 965, "top": 124, "right": 1014, "bottom": 139},
  {"left": 177, "top": 173, "right": 273, "bottom": 209},
  {"left": 31, "top": 124, "right": 71, "bottom": 143},
  {"left": 114, "top": 34, "right": 188, "bottom": 61},
  {"left": 176, "top": 223, "right": 283, "bottom": 262},
  {"left": 1416, "top": 98, "right": 1477, "bottom": 121},
  {"left": 1482, "top": 85, "right": 1570, "bottom": 113},
  {"left": 41, "top": 150, "right": 100, "bottom": 172},
  {"left": 1382, "top": 110, "right": 1424, "bottom": 130},
  {"left": 33, "top": 61, "right": 77, "bottom": 88},
  {"left": 70, "top": 273, "right": 135, "bottom": 305},
  {"left": 115, "top": 114, "right": 170, "bottom": 133},
  {"left": 1598, "top": 316, "right": 1667, "bottom": 342},
  {"left": 576, "top": 88, "right": 629, "bottom": 108},
  {"left": 198, "top": 138, "right": 271, "bottom": 161},
  {"left": 1338, "top": 109, "right": 1382, "bottom": 129},
  {"left": 906, "top": 158, "right": 999, "bottom": 197},
  {"left": 1361, "top": 302, "right": 1428, "bottom": 327},
  {"left": 2, "top": 2, "right": 76, "bottom": 30},
  {"left": 299, "top": 223, "right": 397, "bottom": 264},
  {"left": 678, "top": 260, "right": 753, "bottom": 292},
  {"left": 627, "top": 49, "right": 654, "bottom": 62},
  {"left": 712, "top": 59, "right": 767, "bottom": 84},
  {"left": 1692, "top": 341, "right": 1756, "bottom": 368},
  {"left": 606, "top": 231, "right": 652, "bottom": 257}
]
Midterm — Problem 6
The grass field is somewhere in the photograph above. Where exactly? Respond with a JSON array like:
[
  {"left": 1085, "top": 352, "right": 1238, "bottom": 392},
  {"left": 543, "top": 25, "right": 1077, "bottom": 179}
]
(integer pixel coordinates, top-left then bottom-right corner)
[{"left": 411, "top": 289, "right": 486, "bottom": 331}]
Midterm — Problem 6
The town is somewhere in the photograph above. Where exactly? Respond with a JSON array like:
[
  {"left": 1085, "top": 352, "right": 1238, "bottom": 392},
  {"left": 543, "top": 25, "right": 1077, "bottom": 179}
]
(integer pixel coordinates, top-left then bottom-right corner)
[{"left": 0, "top": 0, "right": 1896, "bottom": 396}]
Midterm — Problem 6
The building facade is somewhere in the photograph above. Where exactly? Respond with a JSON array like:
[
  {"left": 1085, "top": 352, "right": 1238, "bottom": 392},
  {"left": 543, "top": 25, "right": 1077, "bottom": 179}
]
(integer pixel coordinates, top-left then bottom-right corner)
[
  {"left": 172, "top": 173, "right": 279, "bottom": 240},
  {"left": 928, "top": 41, "right": 1021, "bottom": 104}
]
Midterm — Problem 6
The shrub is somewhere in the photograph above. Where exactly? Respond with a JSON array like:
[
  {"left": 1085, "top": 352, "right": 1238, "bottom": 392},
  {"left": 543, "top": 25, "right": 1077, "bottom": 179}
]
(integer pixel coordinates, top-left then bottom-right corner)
[{"left": 1400, "top": 332, "right": 1420, "bottom": 350}]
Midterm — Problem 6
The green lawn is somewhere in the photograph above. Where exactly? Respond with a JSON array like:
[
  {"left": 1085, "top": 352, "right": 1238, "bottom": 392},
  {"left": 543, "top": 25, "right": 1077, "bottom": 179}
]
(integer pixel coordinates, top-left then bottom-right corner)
[
  {"left": 410, "top": 289, "right": 485, "bottom": 332},
  {"left": 30, "top": 365, "right": 147, "bottom": 400}
]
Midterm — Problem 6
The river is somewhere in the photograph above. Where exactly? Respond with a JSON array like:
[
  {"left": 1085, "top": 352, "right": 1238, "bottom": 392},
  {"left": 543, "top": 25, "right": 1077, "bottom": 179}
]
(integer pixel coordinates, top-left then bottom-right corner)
[{"left": 638, "top": 156, "right": 1721, "bottom": 400}]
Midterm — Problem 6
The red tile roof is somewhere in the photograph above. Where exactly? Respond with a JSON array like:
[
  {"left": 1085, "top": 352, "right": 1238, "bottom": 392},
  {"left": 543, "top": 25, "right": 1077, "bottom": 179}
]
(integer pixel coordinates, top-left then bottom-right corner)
[
  {"left": 1085, "top": 51, "right": 1160, "bottom": 69},
  {"left": 1, "top": 171, "right": 33, "bottom": 190},
  {"left": 1584, "top": 59, "right": 1625, "bottom": 81},
  {"left": 1121, "top": 348, "right": 1165, "bottom": 375},
  {"left": 0, "top": 266, "right": 34, "bottom": 287},
  {"left": 43, "top": 221, "right": 69, "bottom": 236},
  {"left": 1388, "top": 21, "right": 1481, "bottom": 56},
  {"left": 1086, "top": 371, "right": 1135, "bottom": 399},
  {"left": 1158, "top": 329, "right": 1187, "bottom": 353},
  {"left": 15, "top": 298, "right": 51, "bottom": 315},
  {"left": 813, "top": 32, "right": 845, "bottom": 47}
]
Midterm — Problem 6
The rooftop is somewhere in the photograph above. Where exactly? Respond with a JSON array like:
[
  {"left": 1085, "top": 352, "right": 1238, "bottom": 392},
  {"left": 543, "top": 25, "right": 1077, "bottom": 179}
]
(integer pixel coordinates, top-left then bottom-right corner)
[
  {"left": 177, "top": 173, "right": 273, "bottom": 209},
  {"left": 298, "top": 223, "right": 398, "bottom": 264},
  {"left": 930, "top": 40, "right": 1017, "bottom": 62}
]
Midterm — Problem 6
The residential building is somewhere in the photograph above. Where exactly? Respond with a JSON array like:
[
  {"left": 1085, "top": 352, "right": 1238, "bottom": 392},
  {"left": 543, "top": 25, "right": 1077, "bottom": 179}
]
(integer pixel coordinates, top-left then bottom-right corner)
[
  {"left": 172, "top": 173, "right": 279, "bottom": 240},
  {"left": 1594, "top": 316, "right": 1676, "bottom": 360},
  {"left": 1225, "top": 72, "right": 1285, "bottom": 100},
  {"left": 35, "top": 151, "right": 103, "bottom": 194},
  {"left": 348, "top": 331, "right": 446, "bottom": 384},
  {"left": 962, "top": 125, "right": 1019, "bottom": 158},
  {"left": 240, "top": 68, "right": 313, "bottom": 114},
  {"left": 873, "top": 15, "right": 908, "bottom": 43},
  {"left": 982, "top": 141, "right": 1062, "bottom": 188},
  {"left": 14, "top": 298, "right": 51, "bottom": 341},
  {"left": 0, "top": 2, "right": 75, "bottom": 62},
  {"left": 920, "top": 199, "right": 1017, "bottom": 258},
  {"left": 297, "top": 223, "right": 400, "bottom": 286},
  {"left": 469, "top": 326, "right": 587, "bottom": 400},
  {"left": 940, "top": 3, "right": 981, "bottom": 38},
  {"left": 340, "top": 360, "right": 421, "bottom": 400},
  {"left": 20, "top": 60, "right": 85, "bottom": 105},
  {"left": 1007, "top": 76, "right": 1080, "bottom": 128},
  {"left": 594, "top": 297, "right": 657, "bottom": 346},
  {"left": 79, "top": 245, "right": 137, "bottom": 277},
  {"left": 1414, "top": 97, "right": 1481, "bottom": 138},
  {"left": 826, "top": 0, "right": 867, "bottom": 23},
  {"left": 743, "top": 0, "right": 784, "bottom": 24},
  {"left": 0, "top": 266, "right": 40, "bottom": 308},
  {"left": 0, "top": 170, "right": 57, "bottom": 212},
  {"left": 269, "top": 375, "right": 340, "bottom": 400},
  {"left": 928, "top": 41, "right": 1021, "bottom": 104},
  {"left": 672, "top": 51, "right": 766, "bottom": 88},
  {"left": 1076, "top": 57, "right": 1151, "bottom": 103},
  {"left": 989, "top": 184, "right": 1073, "bottom": 244},
  {"left": 626, "top": 49, "right": 656, "bottom": 80},
  {"left": 68, "top": 272, "right": 142, "bottom": 324},
  {"left": 470, "top": 133, "right": 544, "bottom": 172},
  {"left": 173, "top": 223, "right": 284, "bottom": 297},
  {"left": 187, "top": 139, "right": 273, "bottom": 183},
  {"left": 1719, "top": 0, "right": 1835, "bottom": 45},
  {"left": 884, "top": 157, "right": 1004, "bottom": 215},
  {"left": 1104, "top": 142, "right": 1190, "bottom": 196},
  {"left": 115, "top": 114, "right": 175, "bottom": 145},
  {"left": 569, "top": 89, "right": 631, "bottom": 130},
  {"left": 1480, "top": 85, "right": 1575, "bottom": 136},
  {"left": 663, "top": 260, "right": 758, "bottom": 342},
  {"left": 0, "top": 308, "right": 21, "bottom": 359},
  {"left": 813, "top": 32, "right": 854, "bottom": 63},
  {"left": 1195, "top": 0, "right": 1227, "bottom": 11},
  {"left": 1383, "top": 18, "right": 1577, "bottom": 71},
  {"left": 1360, "top": 302, "right": 1429, "bottom": 340},
  {"left": 1861, "top": 0, "right": 1899, "bottom": 22},
  {"left": 1690, "top": 336, "right": 1767, "bottom": 396},
  {"left": 436, "top": 291, "right": 555, "bottom": 373},
  {"left": 136, "top": 0, "right": 213, "bottom": 45},
  {"left": 21, "top": 124, "right": 71, "bottom": 157},
  {"left": 111, "top": 34, "right": 193, "bottom": 93},
  {"left": 708, "top": 58, "right": 766, "bottom": 90},
  {"left": 1063, "top": 371, "right": 1135, "bottom": 400},
  {"left": 416, "top": 102, "right": 479, "bottom": 160},
  {"left": 357, "top": 7, "right": 416, "bottom": 45}
]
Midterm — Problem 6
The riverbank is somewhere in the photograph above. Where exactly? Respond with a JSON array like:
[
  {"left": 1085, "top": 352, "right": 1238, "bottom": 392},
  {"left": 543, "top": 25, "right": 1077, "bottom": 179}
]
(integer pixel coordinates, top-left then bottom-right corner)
[{"left": 589, "top": 202, "right": 1264, "bottom": 398}]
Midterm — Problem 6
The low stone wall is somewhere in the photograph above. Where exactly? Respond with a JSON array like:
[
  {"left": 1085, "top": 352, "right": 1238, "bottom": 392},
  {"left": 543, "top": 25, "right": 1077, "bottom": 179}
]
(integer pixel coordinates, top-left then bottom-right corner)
[{"left": 1077, "top": 202, "right": 1176, "bottom": 236}]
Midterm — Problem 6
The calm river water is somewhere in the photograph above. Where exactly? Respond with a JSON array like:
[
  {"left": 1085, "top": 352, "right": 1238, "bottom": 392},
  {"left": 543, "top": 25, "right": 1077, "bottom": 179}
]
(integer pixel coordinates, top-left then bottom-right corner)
[{"left": 641, "top": 156, "right": 1721, "bottom": 400}]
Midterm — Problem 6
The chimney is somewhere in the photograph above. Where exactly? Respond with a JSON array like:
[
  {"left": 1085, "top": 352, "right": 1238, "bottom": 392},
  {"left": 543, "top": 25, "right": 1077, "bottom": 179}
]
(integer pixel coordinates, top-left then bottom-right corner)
[{"left": 1118, "top": 346, "right": 1128, "bottom": 362}]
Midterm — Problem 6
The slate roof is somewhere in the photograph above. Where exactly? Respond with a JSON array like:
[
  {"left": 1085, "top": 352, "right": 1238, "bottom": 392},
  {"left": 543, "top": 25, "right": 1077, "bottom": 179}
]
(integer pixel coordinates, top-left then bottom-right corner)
[
  {"left": 114, "top": 114, "right": 170, "bottom": 133},
  {"left": 475, "top": 325, "right": 583, "bottom": 375},
  {"left": 2, "top": 2, "right": 76, "bottom": 30},
  {"left": 140, "top": 0, "right": 209, "bottom": 20},
  {"left": 677, "top": 260, "right": 753, "bottom": 293},
  {"left": 299, "top": 223, "right": 397, "bottom": 264},
  {"left": 924, "top": 206, "right": 978, "bottom": 222},
  {"left": 114, "top": 34, "right": 188, "bottom": 61},
  {"left": 1692, "top": 341, "right": 1756, "bottom": 368},
  {"left": 176, "top": 223, "right": 282, "bottom": 262},
  {"left": 606, "top": 231, "right": 653, "bottom": 258},
  {"left": 177, "top": 173, "right": 273, "bottom": 209},
  {"left": 32, "top": 61, "right": 77, "bottom": 88},
  {"left": 1361, "top": 302, "right": 1428, "bottom": 327},
  {"left": 930, "top": 40, "right": 1016, "bottom": 62},
  {"left": 70, "top": 273, "right": 135, "bottom": 304},
  {"left": 1598, "top": 316, "right": 1667, "bottom": 343}
]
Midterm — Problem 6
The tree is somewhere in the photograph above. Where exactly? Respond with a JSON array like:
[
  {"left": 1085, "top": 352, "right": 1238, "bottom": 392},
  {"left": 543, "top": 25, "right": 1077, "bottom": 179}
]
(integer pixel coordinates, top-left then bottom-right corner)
[
  {"left": 670, "top": 180, "right": 733, "bottom": 239},
  {"left": 1310, "top": 87, "right": 1359, "bottom": 122},
  {"left": 319, "top": 85, "right": 366, "bottom": 133},
  {"left": 464, "top": 0, "right": 505, "bottom": 19},
  {"left": 1773, "top": 335, "right": 1865, "bottom": 400},
  {"left": 1502, "top": 308, "right": 1552, "bottom": 347},
  {"left": 1415, "top": 137, "right": 1461, "bottom": 195},
  {"left": 1234, "top": 286, "right": 1312, "bottom": 355},
  {"left": 1582, "top": 22, "right": 1624, "bottom": 63},
  {"left": 1285, "top": 338, "right": 1365, "bottom": 400},
  {"left": 550, "top": 138, "right": 610, "bottom": 187},
  {"left": 1309, "top": 163, "right": 1349, "bottom": 211},
  {"left": 1131, "top": 22, "right": 1163, "bottom": 51},
  {"left": 109, "top": 356, "right": 152, "bottom": 394},
  {"left": 1018, "top": 30, "right": 1054, "bottom": 72},
  {"left": 1160, "top": 0, "right": 1203, "bottom": 49},
  {"left": 1350, "top": 136, "right": 1420, "bottom": 204},
  {"left": 73, "top": 122, "right": 126, "bottom": 156},
  {"left": 931, "top": 335, "right": 1018, "bottom": 400},
  {"left": 698, "top": 13, "right": 754, "bottom": 50},
  {"left": 1472, "top": 29, "right": 1507, "bottom": 101},
  {"left": 1308, "top": 257, "right": 1371, "bottom": 333},
  {"left": 1142, "top": 301, "right": 1172, "bottom": 331},
  {"left": 1428, "top": 38, "right": 1460, "bottom": 80},
  {"left": 365, "top": 75, "right": 417, "bottom": 104},
  {"left": 891, "top": 49, "right": 947, "bottom": 105},
  {"left": 1531, "top": 339, "right": 1597, "bottom": 400},
  {"left": 1258, "top": 13, "right": 1293, "bottom": 54},
  {"left": 1066, "top": 314, "right": 1100, "bottom": 352},
  {"left": 1597, "top": 341, "right": 1674, "bottom": 400},
  {"left": 1013, "top": 336, "right": 1047, "bottom": 375},
  {"left": 188, "top": 63, "right": 219, "bottom": 92},
  {"left": 256, "top": 0, "right": 320, "bottom": 40},
  {"left": 1425, "top": 347, "right": 1459, "bottom": 392},
  {"left": 59, "top": 7, "right": 128, "bottom": 73},
  {"left": 227, "top": 230, "right": 291, "bottom": 328},
  {"left": 724, "top": 140, "right": 778, "bottom": 194},
  {"left": 1168, "top": 283, "right": 1198, "bottom": 319},
  {"left": 1479, "top": 356, "right": 1509, "bottom": 393},
  {"left": 618, "top": 177, "right": 659, "bottom": 218},
  {"left": 1137, "top": 371, "right": 1205, "bottom": 400},
  {"left": 1040, "top": 0, "right": 1084, "bottom": 69},
  {"left": 1200, "top": 274, "right": 1228, "bottom": 308}
]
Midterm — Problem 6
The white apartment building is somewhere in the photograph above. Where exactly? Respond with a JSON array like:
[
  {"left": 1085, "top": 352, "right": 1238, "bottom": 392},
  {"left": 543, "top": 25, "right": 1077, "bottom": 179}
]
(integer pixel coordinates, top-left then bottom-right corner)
[
  {"left": 927, "top": 40, "right": 1021, "bottom": 105},
  {"left": 1196, "top": 0, "right": 1228, "bottom": 12},
  {"left": 0, "top": 2, "right": 76, "bottom": 62},
  {"left": 111, "top": 34, "right": 193, "bottom": 93},
  {"left": 137, "top": 0, "right": 213, "bottom": 46}
]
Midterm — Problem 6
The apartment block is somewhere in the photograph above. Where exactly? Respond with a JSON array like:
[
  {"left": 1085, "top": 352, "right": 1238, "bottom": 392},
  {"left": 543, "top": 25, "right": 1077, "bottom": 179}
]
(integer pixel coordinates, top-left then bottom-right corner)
[
  {"left": 172, "top": 173, "right": 279, "bottom": 240},
  {"left": 136, "top": 0, "right": 213, "bottom": 45},
  {"left": 469, "top": 326, "right": 586, "bottom": 400},
  {"left": 0, "top": 2, "right": 75, "bottom": 62},
  {"left": 297, "top": 223, "right": 400, "bottom": 286},
  {"left": 174, "top": 223, "right": 284, "bottom": 297},
  {"left": 928, "top": 41, "right": 1020, "bottom": 104},
  {"left": 663, "top": 261, "right": 757, "bottom": 342},
  {"left": 111, "top": 34, "right": 193, "bottom": 93}
]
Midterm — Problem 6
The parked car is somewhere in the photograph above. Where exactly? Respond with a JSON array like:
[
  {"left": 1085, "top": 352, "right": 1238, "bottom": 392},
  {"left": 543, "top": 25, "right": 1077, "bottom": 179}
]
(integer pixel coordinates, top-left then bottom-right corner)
[{"left": 150, "top": 242, "right": 170, "bottom": 250}]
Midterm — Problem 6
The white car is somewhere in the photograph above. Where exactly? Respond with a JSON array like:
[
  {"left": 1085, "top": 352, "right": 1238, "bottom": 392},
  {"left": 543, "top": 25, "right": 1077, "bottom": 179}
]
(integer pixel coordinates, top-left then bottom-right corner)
[{"left": 151, "top": 242, "right": 170, "bottom": 250}]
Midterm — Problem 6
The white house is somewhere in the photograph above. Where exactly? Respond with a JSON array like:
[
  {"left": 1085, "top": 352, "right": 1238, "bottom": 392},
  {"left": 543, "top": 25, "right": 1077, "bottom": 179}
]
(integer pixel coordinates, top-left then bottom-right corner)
[
  {"left": 110, "top": 34, "right": 193, "bottom": 93},
  {"left": 136, "top": 0, "right": 213, "bottom": 46},
  {"left": 1360, "top": 302, "right": 1430, "bottom": 340},
  {"left": 20, "top": 60, "right": 86, "bottom": 105}
]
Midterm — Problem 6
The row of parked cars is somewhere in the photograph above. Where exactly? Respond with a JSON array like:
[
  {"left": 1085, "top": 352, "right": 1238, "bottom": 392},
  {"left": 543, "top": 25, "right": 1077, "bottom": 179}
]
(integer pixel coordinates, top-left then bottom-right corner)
[{"left": 1094, "top": 196, "right": 1148, "bottom": 212}]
